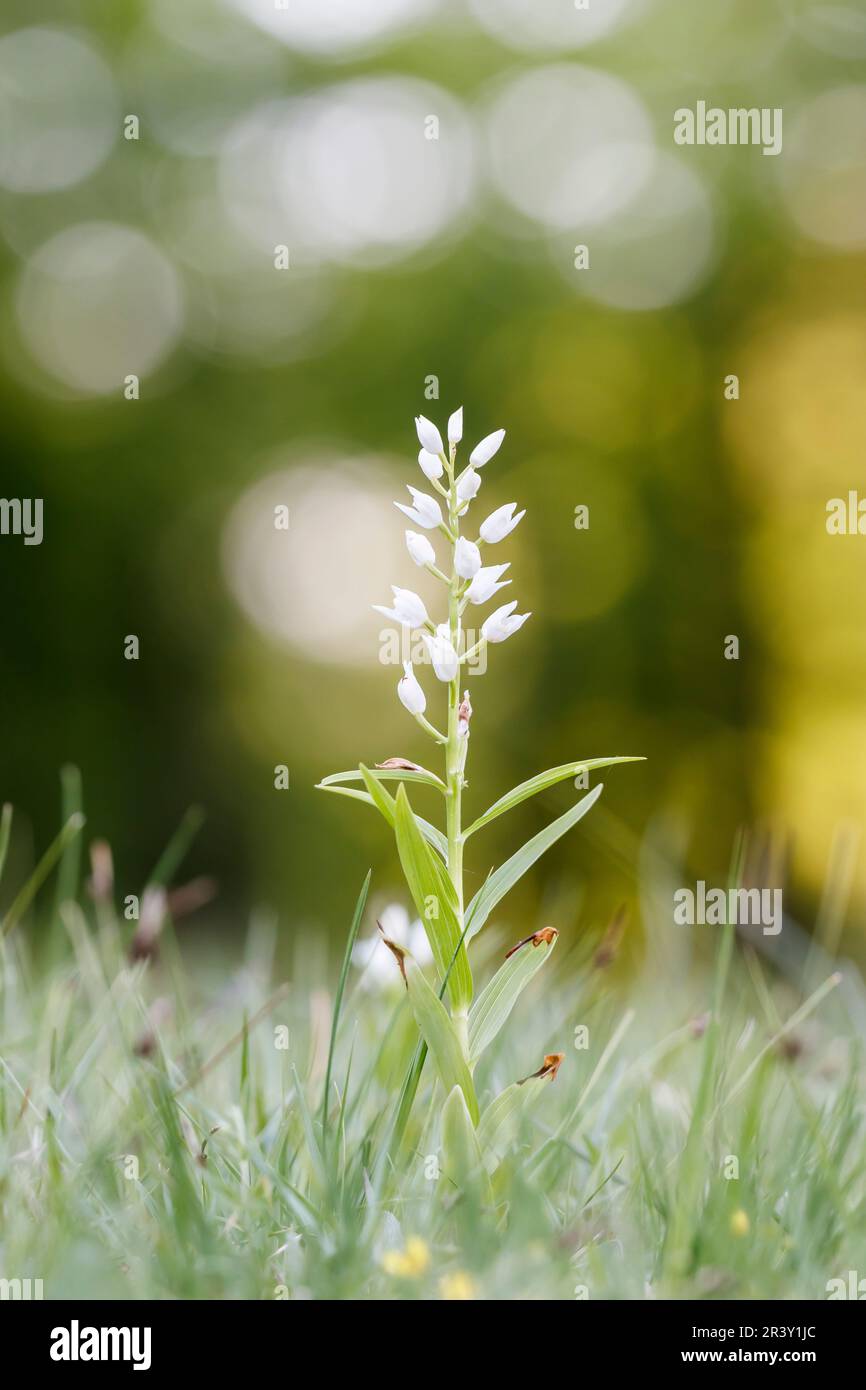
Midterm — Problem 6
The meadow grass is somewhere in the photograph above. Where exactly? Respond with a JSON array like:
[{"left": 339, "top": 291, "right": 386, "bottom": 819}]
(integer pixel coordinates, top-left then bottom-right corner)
[{"left": 0, "top": 796, "right": 863, "bottom": 1302}]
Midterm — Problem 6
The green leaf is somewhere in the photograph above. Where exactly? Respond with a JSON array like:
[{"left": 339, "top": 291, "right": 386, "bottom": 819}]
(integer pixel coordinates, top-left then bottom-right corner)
[
  {"left": 319, "top": 778, "right": 448, "bottom": 859},
  {"left": 321, "top": 869, "right": 371, "bottom": 1145},
  {"left": 464, "top": 757, "right": 642, "bottom": 838},
  {"left": 318, "top": 766, "right": 446, "bottom": 794},
  {"left": 382, "top": 938, "right": 478, "bottom": 1125},
  {"left": 0, "top": 803, "right": 13, "bottom": 886},
  {"left": 2, "top": 813, "right": 86, "bottom": 939},
  {"left": 464, "top": 784, "right": 604, "bottom": 944},
  {"left": 442, "top": 1085, "right": 488, "bottom": 1194},
  {"left": 468, "top": 927, "right": 558, "bottom": 1063},
  {"left": 393, "top": 784, "right": 472, "bottom": 1011},
  {"left": 477, "top": 1055, "right": 563, "bottom": 1173}
]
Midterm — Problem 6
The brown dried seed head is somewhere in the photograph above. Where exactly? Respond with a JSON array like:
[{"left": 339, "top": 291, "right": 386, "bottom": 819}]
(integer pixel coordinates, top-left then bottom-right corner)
[
  {"left": 533, "top": 926, "right": 557, "bottom": 947},
  {"left": 88, "top": 839, "right": 114, "bottom": 901},
  {"left": 539, "top": 1052, "right": 565, "bottom": 1081},
  {"left": 167, "top": 876, "right": 217, "bottom": 920},
  {"left": 504, "top": 926, "right": 558, "bottom": 959},
  {"left": 129, "top": 887, "right": 168, "bottom": 962},
  {"left": 518, "top": 1052, "right": 565, "bottom": 1085}
]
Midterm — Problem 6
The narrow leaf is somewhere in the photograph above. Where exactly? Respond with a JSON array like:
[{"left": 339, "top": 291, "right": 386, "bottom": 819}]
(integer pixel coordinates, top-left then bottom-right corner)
[
  {"left": 0, "top": 804, "right": 13, "bottom": 886},
  {"left": 465, "top": 785, "right": 604, "bottom": 943},
  {"left": 468, "top": 927, "right": 558, "bottom": 1063},
  {"left": 2, "top": 813, "right": 86, "bottom": 938},
  {"left": 148, "top": 805, "right": 204, "bottom": 888},
  {"left": 393, "top": 784, "right": 472, "bottom": 1011},
  {"left": 464, "top": 757, "right": 642, "bottom": 838},
  {"left": 55, "top": 764, "right": 83, "bottom": 913},
  {"left": 318, "top": 766, "right": 446, "bottom": 794},
  {"left": 321, "top": 869, "right": 371, "bottom": 1144},
  {"left": 322, "top": 777, "right": 448, "bottom": 860},
  {"left": 442, "top": 1084, "right": 487, "bottom": 1191},
  {"left": 382, "top": 937, "right": 478, "bottom": 1125}
]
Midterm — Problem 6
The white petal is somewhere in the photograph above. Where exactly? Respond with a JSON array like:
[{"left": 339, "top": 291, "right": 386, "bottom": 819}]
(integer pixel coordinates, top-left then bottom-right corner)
[
  {"left": 454, "top": 536, "right": 482, "bottom": 579},
  {"left": 415, "top": 415, "right": 444, "bottom": 456},
  {"left": 448, "top": 407, "right": 463, "bottom": 445},
  {"left": 405, "top": 530, "right": 435, "bottom": 567},
  {"left": 418, "top": 448, "right": 444, "bottom": 481},
  {"left": 470, "top": 429, "right": 506, "bottom": 468},
  {"left": 456, "top": 468, "right": 482, "bottom": 503},
  {"left": 398, "top": 660, "right": 426, "bottom": 715},
  {"left": 479, "top": 502, "right": 525, "bottom": 544},
  {"left": 422, "top": 631, "right": 459, "bottom": 682}
]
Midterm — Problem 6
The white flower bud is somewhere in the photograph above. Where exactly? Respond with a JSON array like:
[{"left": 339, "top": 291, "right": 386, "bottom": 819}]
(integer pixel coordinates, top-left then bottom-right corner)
[
  {"left": 418, "top": 448, "right": 444, "bottom": 481},
  {"left": 470, "top": 429, "right": 505, "bottom": 468},
  {"left": 397, "top": 660, "right": 426, "bottom": 715},
  {"left": 415, "top": 415, "right": 444, "bottom": 456},
  {"left": 456, "top": 468, "right": 481, "bottom": 504},
  {"left": 454, "top": 536, "right": 482, "bottom": 579},
  {"left": 479, "top": 501, "right": 525, "bottom": 544},
  {"left": 405, "top": 530, "right": 435, "bottom": 568},
  {"left": 448, "top": 407, "right": 463, "bottom": 445},
  {"left": 481, "top": 600, "right": 531, "bottom": 644},
  {"left": 466, "top": 562, "right": 511, "bottom": 605},
  {"left": 373, "top": 586, "right": 430, "bottom": 630},
  {"left": 394, "top": 486, "right": 443, "bottom": 530},
  {"left": 422, "top": 625, "right": 460, "bottom": 682}
]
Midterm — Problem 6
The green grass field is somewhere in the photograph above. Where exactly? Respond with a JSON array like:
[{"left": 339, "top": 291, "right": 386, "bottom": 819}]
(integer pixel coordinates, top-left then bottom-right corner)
[{"left": 1, "top": 793, "right": 862, "bottom": 1303}]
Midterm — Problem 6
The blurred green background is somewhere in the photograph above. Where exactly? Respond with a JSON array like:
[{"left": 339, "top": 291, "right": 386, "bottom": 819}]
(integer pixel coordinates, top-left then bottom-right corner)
[{"left": 2, "top": 0, "right": 866, "bottom": 959}]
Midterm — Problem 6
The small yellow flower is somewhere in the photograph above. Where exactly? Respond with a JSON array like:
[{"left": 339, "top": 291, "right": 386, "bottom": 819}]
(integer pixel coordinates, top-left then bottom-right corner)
[
  {"left": 403, "top": 1236, "right": 431, "bottom": 1275},
  {"left": 381, "top": 1236, "right": 430, "bottom": 1279},
  {"left": 730, "top": 1209, "right": 750, "bottom": 1237},
  {"left": 440, "top": 1271, "right": 476, "bottom": 1301}
]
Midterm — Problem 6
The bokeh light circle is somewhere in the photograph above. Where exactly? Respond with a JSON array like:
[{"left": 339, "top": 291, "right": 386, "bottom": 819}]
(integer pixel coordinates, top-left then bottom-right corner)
[
  {"left": 223, "top": 458, "right": 414, "bottom": 665},
  {"left": 469, "top": 0, "right": 645, "bottom": 52},
  {"left": 561, "top": 153, "right": 717, "bottom": 311},
  {"left": 220, "top": 80, "right": 476, "bottom": 268},
  {"left": 782, "top": 1, "right": 866, "bottom": 59},
  {"left": 15, "top": 223, "right": 184, "bottom": 395},
  {"left": 0, "top": 27, "right": 119, "bottom": 192},
  {"left": 226, "top": 0, "right": 438, "bottom": 56},
  {"left": 484, "top": 65, "right": 654, "bottom": 231},
  {"left": 779, "top": 87, "right": 866, "bottom": 250}
]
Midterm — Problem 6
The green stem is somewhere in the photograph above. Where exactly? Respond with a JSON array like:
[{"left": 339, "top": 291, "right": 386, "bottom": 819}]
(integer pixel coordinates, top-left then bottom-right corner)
[{"left": 444, "top": 453, "right": 469, "bottom": 1049}]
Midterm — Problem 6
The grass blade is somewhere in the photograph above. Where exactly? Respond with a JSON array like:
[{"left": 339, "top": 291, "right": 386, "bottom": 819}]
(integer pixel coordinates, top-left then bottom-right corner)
[
  {"left": 2, "top": 813, "right": 86, "bottom": 938},
  {"left": 321, "top": 869, "right": 371, "bottom": 1145}
]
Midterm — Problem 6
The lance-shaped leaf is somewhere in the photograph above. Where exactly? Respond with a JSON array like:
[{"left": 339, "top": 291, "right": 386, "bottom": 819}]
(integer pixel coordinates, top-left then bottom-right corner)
[
  {"left": 382, "top": 936, "right": 478, "bottom": 1125},
  {"left": 392, "top": 783, "right": 472, "bottom": 1011},
  {"left": 477, "top": 1053, "right": 564, "bottom": 1173},
  {"left": 321, "top": 770, "right": 447, "bottom": 860},
  {"left": 463, "top": 757, "right": 642, "bottom": 838},
  {"left": 318, "top": 765, "right": 446, "bottom": 795},
  {"left": 464, "top": 784, "right": 603, "bottom": 944},
  {"left": 468, "top": 927, "right": 558, "bottom": 1064},
  {"left": 442, "top": 1084, "right": 490, "bottom": 1197}
]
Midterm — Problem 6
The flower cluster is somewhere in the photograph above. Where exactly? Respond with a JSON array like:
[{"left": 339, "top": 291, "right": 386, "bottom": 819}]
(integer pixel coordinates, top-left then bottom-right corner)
[{"left": 373, "top": 409, "right": 530, "bottom": 732}]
